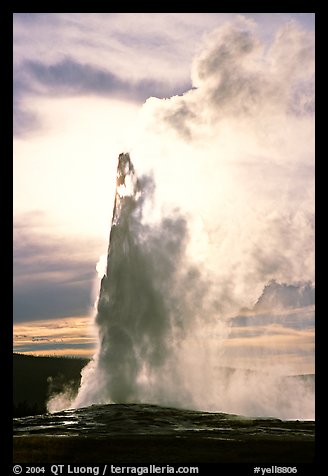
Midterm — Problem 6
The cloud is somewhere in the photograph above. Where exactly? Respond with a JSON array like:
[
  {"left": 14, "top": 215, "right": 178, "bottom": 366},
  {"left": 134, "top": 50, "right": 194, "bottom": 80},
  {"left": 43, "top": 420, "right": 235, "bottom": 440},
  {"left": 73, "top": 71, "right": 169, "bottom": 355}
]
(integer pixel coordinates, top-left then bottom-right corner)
[
  {"left": 13, "top": 315, "right": 96, "bottom": 356},
  {"left": 130, "top": 17, "right": 314, "bottom": 321},
  {"left": 13, "top": 58, "right": 189, "bottom": 137},
  {"left": 18, "top": 58, "right": 189, "bottom": 101},
  {"left": 254, "top": 280, "right": 315, "bottom": 311},
  {"left": 228, "top": 280, "right": 314, "bottom": 346},
  {"left": 13, "top": 14, "right": 314, "bottom": 138},
  {"left": 144, "top": 19, "right": 314, "bottom": 142},
  {"left": 13, "top": 13, "right": 230, "bottom": 79},
  {"left": 14, "top": 342, "right": 93, "bottom": 353},
  {"left": 13, "top": 282, "right": 92, "bottom": 323},
  {"left": 13, "top": 217, "right": 102, "bottom": 322},
  {"left": 13, "top": 12, "right": 201, "bottom": 137},
  {"left": 13, "top": 77, "right": 42, "bottom": 137},
  {"left": 231, "top": 308, "right": 314, "bottom": 331},
  {"left": 220, "top": 279, "right": 315, "bottom": 379}
]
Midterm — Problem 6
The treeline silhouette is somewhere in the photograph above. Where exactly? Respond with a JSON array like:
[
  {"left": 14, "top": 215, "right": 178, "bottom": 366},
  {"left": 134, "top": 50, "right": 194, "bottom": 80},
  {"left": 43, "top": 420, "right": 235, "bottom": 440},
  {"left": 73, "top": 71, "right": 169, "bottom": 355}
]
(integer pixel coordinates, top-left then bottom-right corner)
[{"left": 13, "top": 353, "right": 89, "bottom": 417}]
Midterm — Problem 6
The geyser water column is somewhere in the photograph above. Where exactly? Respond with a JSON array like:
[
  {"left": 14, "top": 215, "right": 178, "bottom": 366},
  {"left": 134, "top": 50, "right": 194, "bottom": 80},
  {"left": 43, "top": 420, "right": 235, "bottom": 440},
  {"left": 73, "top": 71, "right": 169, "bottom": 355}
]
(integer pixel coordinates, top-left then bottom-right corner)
[
  {"left": 95, "top": 153, "right": 168, "bottom": 403},
  {"left": 74, "top": 153, "right": 191, "bottom": 407},
  {"left": 69, "top": 152, "right": 314, "bottom": 419},
  {"left": 97, "top": 153, "right": 141, "bottom": 402}
]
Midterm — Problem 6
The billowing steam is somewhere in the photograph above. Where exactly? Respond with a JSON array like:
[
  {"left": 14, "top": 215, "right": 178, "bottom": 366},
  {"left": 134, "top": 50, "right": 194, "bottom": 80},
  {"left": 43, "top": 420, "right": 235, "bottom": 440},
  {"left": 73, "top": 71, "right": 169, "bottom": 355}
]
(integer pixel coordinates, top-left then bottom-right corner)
[
  {"left": 48, "top": 18, "right": 314, "bottom": 419},
  {"left": 73, "top": 153, "right": 214, "bottom": 408},
  {"left": 59, "top": 152, "right": 312, "bottom": 420}
]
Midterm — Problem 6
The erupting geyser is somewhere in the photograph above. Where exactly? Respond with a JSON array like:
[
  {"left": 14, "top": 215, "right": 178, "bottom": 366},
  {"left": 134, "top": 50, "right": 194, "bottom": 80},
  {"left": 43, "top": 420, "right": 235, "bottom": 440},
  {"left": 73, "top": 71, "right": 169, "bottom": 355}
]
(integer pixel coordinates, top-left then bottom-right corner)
[
  {"left": 47, "top": 152, "right": 314, "bottom": 420},
  {"left": 73, "top": 153, "right": 192, "bottom": 408}
]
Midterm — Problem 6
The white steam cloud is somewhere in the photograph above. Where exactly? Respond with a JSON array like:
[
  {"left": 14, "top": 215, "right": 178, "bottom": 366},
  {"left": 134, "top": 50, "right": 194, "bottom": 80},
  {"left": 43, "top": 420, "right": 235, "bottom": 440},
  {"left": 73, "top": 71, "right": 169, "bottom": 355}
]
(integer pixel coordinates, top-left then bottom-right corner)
[
  {"left": 47, "top": 18, "right": 314, "bottom": 420},
  {"left": 132, "top": 17, "right": 314, "bottom": 315}
]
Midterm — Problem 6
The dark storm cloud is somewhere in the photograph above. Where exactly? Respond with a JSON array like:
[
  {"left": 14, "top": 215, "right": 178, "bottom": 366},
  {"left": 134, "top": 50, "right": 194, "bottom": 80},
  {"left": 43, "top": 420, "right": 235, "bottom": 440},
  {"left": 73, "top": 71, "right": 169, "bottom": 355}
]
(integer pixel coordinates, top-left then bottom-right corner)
[{"left": 13, "top": 221, "right": 101, "bottom": 322}]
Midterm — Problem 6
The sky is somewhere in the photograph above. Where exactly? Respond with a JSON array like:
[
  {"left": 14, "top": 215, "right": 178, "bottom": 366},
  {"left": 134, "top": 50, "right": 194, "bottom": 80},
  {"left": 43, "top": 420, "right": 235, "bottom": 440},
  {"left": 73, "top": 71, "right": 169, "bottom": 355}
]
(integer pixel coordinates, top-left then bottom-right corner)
[{"left": 13, "top": 13, "right": 315, "bottom": 374}]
